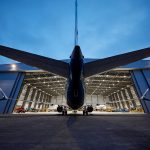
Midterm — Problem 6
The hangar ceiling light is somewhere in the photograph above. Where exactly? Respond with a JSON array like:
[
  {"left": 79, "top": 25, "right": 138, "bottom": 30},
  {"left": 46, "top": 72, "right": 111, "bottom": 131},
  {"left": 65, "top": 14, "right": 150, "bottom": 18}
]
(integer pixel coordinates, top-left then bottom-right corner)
[{"left": 23, "top": 70, "right": 132, "bottom": 97}]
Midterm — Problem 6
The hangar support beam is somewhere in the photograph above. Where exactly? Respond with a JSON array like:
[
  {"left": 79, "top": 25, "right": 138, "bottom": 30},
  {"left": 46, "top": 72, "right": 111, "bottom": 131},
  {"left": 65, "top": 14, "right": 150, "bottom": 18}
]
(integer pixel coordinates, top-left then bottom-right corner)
[
  {"left": 22, "top": 85, "right": 32, "bottom": 108},
  {"left": 27, "top": 88, "right": 36, "bottom": 110}
]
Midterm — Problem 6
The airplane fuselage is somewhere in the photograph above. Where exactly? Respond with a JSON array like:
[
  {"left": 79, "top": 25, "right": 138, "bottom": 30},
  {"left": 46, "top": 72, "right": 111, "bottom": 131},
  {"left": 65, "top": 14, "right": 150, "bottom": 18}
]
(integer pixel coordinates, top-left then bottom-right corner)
[{"left": 66, "top": 45, "right": 85, "bottom": 110}]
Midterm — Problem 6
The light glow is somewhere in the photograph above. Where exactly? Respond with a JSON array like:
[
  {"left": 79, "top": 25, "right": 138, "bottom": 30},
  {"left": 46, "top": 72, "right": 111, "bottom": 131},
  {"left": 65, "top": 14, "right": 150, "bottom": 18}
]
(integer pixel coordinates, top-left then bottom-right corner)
[{"left": 11, "top": 64, "right": 16, "bottom": 70}]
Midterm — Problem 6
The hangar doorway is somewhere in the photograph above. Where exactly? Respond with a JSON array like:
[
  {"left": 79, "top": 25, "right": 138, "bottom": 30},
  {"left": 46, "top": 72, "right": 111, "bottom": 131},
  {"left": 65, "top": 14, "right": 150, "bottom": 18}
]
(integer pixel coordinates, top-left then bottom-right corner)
[
  {"left": 85, "top": 70, "right": 143, "bottom": 113},
  {"left": 13, "top": 70, "right": 144, "bottom": 113}
]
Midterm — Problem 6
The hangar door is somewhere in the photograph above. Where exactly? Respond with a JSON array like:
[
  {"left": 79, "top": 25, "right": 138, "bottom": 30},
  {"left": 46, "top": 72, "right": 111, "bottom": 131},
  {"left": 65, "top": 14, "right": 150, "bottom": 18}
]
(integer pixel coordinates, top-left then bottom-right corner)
[{"left": 13, "top": 70, "right": 148, "bottom": 113}]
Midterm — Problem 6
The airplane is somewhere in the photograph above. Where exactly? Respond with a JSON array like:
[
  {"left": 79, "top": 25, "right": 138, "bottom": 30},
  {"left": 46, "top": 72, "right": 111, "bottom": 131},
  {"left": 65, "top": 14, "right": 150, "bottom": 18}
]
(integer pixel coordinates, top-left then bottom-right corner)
[
  {"left": 1, "top": 44, "right": 150, "bottom": 115},
  {"left": 0, "top": 0, "right": 150, "bottom": 115}
]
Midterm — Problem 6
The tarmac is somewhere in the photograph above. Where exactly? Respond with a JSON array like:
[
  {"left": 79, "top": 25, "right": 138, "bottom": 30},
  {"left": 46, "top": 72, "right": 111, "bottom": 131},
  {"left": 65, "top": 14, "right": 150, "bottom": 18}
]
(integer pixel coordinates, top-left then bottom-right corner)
[{"left": 0, "top": 112, "right": 150, "bottom": 150}]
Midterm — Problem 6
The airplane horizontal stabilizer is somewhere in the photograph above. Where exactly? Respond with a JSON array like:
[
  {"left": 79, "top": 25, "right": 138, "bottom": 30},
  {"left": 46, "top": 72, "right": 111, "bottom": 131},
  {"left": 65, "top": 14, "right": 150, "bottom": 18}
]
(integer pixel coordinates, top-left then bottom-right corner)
[
  {"left": 0, "top": 45, "right": 68, "bottom": 78},
  {"left": 84, "top": 47, "right": 150, "bottom": 78}
]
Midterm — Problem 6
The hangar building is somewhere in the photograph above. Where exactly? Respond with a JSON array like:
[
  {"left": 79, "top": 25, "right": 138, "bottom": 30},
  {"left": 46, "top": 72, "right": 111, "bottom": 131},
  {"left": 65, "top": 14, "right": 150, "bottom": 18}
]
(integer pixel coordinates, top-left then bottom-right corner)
[{"left": 0, "top": 60, "right": 150, "bottom": 114}]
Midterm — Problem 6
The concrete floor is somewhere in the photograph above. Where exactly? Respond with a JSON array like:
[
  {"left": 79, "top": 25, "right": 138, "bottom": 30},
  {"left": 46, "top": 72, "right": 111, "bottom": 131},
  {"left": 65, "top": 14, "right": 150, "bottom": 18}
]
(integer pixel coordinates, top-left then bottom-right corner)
[{"left": 0, "top": 114, "right": 150, "bottom": 150}]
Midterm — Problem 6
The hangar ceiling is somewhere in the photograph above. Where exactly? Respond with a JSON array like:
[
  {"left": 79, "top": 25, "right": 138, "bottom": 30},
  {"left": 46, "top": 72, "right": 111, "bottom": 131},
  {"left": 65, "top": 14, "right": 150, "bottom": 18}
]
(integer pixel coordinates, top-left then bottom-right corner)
[
  {"left": 24, "top": 72, "right": 66, "bottom": 96},
  {"left": 24, "top": 70, "right": 132, "bottom": 97}
]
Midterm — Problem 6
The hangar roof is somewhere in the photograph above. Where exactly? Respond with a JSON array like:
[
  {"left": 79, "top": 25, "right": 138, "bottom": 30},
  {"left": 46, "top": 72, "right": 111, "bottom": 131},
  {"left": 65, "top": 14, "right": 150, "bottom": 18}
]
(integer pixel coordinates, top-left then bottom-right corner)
[{"left": 0, "top": 59, "right": 150, "bottom": 72}]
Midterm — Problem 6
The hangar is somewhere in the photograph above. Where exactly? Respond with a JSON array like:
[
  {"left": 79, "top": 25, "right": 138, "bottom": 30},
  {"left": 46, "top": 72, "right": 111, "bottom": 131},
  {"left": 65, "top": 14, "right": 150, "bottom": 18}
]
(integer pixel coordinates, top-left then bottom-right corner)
[{"left": 0, "top": 59, "right": 150, "bottom": 114}]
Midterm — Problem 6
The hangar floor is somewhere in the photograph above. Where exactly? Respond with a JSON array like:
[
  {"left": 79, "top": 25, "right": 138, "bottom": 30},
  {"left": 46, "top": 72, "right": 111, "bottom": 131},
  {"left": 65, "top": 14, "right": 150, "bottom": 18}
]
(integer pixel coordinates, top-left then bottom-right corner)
[
  {"left": 0, "top": 114, "right": 150, "bottom": 150},
  {"left": 14, "top": 70, "right": 144, "bottom": 113}
]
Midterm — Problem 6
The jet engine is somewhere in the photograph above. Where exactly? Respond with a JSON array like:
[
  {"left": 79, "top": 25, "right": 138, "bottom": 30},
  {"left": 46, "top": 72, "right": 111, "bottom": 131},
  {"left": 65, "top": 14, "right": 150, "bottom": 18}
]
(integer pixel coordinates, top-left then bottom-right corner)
[
  {"left": 57, "top": 105, "right": 68, "bottom": 115},
  {"left": 83, "top": 105, "right": 93, "bottom": 115},
  {"left": 57, "top": 105, "right": 63, "bottom": 112},
  {"left": 87, "top": 105, "right": 93, "bottom": 112}
]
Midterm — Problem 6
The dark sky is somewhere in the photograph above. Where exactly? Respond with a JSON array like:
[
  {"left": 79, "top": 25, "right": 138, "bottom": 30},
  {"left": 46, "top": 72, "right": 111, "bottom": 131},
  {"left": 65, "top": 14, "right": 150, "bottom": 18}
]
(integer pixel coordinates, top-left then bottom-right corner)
[{"left": 0, "top": 0, "right": 150, "bottom": 64}]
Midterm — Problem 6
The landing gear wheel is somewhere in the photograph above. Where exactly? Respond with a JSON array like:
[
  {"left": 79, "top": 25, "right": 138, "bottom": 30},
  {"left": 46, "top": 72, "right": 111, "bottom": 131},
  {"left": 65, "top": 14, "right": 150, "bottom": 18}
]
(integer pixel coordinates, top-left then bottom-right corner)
[
  {"left": 86, "top": 111, "right": 88, "bottom": 115},
  {"left": 83, "top": 110, "right": 85, "bottom": 115},
  {"left": 83, "top": 110, "right": 88, "bottom": 116},
  {"left": 62, "top": 111, "right": 64, "bottom": 115},
  {"left": 64, "top": 110, "right": 67, "bottom": 115},
  {"left": 62, "top": 110, "right": 67, "bottom": 115}
]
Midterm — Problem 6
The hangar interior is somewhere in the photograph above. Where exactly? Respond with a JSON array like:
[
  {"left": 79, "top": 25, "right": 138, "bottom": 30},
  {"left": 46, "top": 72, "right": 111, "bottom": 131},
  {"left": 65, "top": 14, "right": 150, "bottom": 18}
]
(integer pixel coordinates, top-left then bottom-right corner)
[
  {"left": 14, "top": 70, "right": 142, "bottom": 113},
  {"left": 1, "top": 61, "right": 150, "bottom": 114}
]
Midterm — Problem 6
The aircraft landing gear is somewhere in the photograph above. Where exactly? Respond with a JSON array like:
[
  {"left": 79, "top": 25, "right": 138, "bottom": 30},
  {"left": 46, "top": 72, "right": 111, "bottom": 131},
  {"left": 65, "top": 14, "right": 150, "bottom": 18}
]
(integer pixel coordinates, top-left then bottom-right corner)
[
  {"left": 86, "top": 111, "right": 88, "bottom": 115},
  {"left": 83, "top": 110, "right": 88, "bottom": 115},
  {"left": 62, "top": 110, "right": 67, "bottom": 115},
  {"left": 83, "top": 105, "right": 93, "bottom": 115},
  {"left": 83, "top": 107, "right": 88, "bottom": 116},
  {"left": 62, "top": 106, "right": 67, "bottom": 115}
]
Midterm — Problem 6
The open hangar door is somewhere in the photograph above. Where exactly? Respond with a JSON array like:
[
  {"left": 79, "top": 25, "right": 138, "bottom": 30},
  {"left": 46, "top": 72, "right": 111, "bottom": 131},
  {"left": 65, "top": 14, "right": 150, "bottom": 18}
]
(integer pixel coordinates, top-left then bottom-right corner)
[
  {"left": 85, "top": 70, "right": 143, "bottom": 113},
  {"left": 13, "top": 69, "right": 144, "bottom": 113},
  {"left": 14, "top": 72, "right": 67, "bottom": 113}
]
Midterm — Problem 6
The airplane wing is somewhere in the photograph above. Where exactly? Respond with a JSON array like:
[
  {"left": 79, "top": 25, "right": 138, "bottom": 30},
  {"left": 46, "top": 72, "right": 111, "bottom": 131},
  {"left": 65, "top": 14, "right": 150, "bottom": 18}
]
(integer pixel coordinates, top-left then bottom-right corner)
[
  {"left": 84, "top": 47, "right": 150, "bottom": 78},
  {"left": 0, "top": 45, "right": 69, "bottom": 78}
]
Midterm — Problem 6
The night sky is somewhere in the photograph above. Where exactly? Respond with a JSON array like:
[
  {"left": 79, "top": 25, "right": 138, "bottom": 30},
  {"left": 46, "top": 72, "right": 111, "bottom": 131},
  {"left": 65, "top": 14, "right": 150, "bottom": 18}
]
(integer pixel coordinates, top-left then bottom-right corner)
[{"left": 0, "top": 0, "right": 150, "bottom": 64}]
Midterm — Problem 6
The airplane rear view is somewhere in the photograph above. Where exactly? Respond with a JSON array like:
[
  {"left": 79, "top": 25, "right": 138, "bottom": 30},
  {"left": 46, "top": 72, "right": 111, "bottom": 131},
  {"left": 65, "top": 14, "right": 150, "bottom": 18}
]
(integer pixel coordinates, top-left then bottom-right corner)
[{"left": 0, "top": 0, "right": 150, "bottom": 115}]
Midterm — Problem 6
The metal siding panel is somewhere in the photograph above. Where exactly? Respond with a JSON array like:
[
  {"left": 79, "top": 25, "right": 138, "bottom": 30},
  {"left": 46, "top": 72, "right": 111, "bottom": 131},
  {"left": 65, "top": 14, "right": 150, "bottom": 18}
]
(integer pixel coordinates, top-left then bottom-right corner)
[
  {"left": 6, "top": 72, "right": 25, "bottom": 113},
  {"left": 142, "top": 70, "right": 150, "bottom": 85},
  {"left": 141, "top": 70, "right": 150, "bottom": 111},
  {"left": 131, "top": 70, "right": 149, "bottom": 112},
  {"left": 0, "top": 72, "right": 18, "bottom": 113},
  {"left": 0, "top": 72, "right": 24, "bottom": 113}
]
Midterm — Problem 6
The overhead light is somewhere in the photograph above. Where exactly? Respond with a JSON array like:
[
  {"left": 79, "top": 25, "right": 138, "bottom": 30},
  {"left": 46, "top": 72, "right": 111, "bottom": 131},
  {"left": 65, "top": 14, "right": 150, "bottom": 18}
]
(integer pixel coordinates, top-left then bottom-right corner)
[{"left": 11, "top": 64, "right": 16, "bottom": 69}]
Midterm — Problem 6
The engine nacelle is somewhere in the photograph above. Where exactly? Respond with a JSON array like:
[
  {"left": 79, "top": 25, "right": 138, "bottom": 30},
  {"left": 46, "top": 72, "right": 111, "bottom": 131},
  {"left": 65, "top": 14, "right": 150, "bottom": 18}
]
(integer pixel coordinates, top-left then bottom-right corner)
[
  {"left": 57, "top": 105, "right": 63, "bottom": 112},
  {"left": 87, "top": 106, "right": 93, "bottom": 112}
]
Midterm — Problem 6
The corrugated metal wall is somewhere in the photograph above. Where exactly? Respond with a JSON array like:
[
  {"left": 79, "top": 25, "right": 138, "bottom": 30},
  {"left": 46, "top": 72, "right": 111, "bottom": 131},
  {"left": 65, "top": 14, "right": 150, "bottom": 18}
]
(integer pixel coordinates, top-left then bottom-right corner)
[
  {"left": 0, "top": 72, "right": 24, "bottom": 114},
  {"left": 131, "top": 69, "right": 150, "bottom": 113}
]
